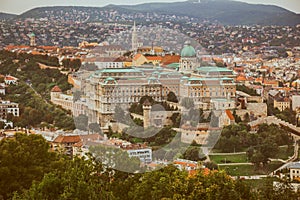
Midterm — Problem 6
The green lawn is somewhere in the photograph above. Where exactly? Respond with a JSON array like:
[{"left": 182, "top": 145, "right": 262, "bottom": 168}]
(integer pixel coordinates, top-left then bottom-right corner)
[
  {"left": 210, "top": 153, "right": 248, "bottom": 164},
  {"left": 219, "top": 162, "right": 283, "bottom": 176},
  {"left": 276, "top": 146, "right": 294, "bottom": 160},
  {"left": 243, "top": 177, "right": 279, "bottom": 190},
  {"left": 211, "top": 148, "right": 248, "bottom": 153},
  {"left": 219, "top": 165, "right": 255, "bottom": 176}
]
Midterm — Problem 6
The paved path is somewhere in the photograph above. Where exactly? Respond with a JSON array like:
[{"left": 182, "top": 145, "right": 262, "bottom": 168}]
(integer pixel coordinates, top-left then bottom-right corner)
[
  {"left": 209, "top": 152, "right": 246, "bottom": 155},
  {"left": 218, "top": 162, "right": 253, "bottom": 166},
  {"left": 26, "top": 81, "right": 49, "bottom": 104},
  {"left": 248, "top": 116, "right": 300, "bottom": 176},
  {"left": 269, "top": 158, "right": 286, "bottom": 163},
  {"left": 271, "top": 142, "right": 299, "bottom": 175}
]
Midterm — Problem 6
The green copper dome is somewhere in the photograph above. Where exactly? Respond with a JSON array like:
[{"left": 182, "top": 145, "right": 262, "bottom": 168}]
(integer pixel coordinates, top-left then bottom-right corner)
[{"left": 181, "top": 42, "right": 196, "bottom": 57}]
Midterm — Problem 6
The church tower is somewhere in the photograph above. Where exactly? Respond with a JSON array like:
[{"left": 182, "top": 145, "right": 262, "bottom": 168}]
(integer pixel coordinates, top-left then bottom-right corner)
[
  {"left": 28, "top": 33, "right": 36, "bottom": 47},
  {"left": 131, "top": 21, "right": 138, "bottom": 52},
  {"left": 50, "top": 85, "right": 62, "bottom": 102}
]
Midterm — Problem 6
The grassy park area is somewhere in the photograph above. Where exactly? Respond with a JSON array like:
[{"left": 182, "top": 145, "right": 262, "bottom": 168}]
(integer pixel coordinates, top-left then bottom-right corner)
[
  {"left": 209, "top": 153, "right": 248, "bottom": 164},
  {"left": 219, "top": 162, "right": 283, "bottom": 176},
  {"left": 243, "top": 177, "right": 279, "bottom": 190},
  {"left": 276, "top": 146, "right": 294, "bottom": 160},
  {"left": 219, "top": 165, "right": 255, "bottom": 176}
]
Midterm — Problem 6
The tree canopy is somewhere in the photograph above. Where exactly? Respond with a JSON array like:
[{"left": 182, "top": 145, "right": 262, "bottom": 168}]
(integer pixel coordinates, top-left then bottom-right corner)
[
  {"left": 0, "top": 134, "right": 298, "bottom": 199},
  {"left": 0, "top": 133, "right": 59, "bottom": 199}
]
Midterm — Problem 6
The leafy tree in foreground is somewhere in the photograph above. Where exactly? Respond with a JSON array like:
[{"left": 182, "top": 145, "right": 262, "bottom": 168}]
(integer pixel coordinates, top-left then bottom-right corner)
[
  {"left": 14, "top": 157, "right": 114, "bottom": 200},
  {"left": 128, "top": 166, "right": 255, "bottom": 200},
  {"left": 0, "top": 133, "right": 59, "bottom": 199}
]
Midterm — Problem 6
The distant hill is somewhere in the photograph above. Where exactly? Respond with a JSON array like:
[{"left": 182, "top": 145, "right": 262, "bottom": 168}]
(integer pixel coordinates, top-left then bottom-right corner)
[
  {"left": 15, "top": 0, "right": 300, "bottom": 25},
  {"left": 18, "top": 6, "right": 135, "bottom": 21},
  {"left": 0, "top": 12, "right": 17, "bottom": 20},
  {"left": 121, "top": 0, "right": 300, "bottom": 25}
]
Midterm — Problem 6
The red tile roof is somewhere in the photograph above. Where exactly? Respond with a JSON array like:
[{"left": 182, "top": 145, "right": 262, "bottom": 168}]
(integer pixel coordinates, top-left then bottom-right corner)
[
  {"left": 53, "top": 135, "right": 81, "bottom": 144},
  {"left": 40, "top": 46, "right": 58, "bottom": 50},
  {"left": 145, "top": 56, "right": 163, "bottom": 61},
  {"left": 236, "top": 75, "right": 247, "bottom": 82},
  {"left": 161, "top": 55, "right": 181, "bottom": 65},
  {"left": 73, "top": 141, "right": 83, "bottom": 147},
  {"left": 174, "top": 160, "right": 197, "bottom": 167},
  {"left": 5, "top": 45, "right": 30, "bottom": 50},
  {"left": 5, "top": 75, "right": 18, "bottom": 81},
  {"left": 133, "top": 53, "right": 143, "bottom": 60},
  {"left": 51, "top": 85, "right": 62, "bottom": 92}
]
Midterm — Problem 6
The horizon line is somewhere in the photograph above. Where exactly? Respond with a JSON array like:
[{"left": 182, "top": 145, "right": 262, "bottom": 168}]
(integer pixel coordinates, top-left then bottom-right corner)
[{"left": 0, "top": 1, "right": 299, "bottom": 15}]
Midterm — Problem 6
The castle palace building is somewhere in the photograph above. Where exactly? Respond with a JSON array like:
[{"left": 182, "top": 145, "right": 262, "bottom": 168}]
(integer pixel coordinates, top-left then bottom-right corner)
[
  {"left": 84, "top": 69, "right": 236, "bottom": 126},
  {"left": 54, "top": 42, "right": 237, "bottom": 127}
]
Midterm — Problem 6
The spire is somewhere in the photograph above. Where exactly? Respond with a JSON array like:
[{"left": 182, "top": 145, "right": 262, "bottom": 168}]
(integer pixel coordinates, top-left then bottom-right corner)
[
  {"left": 132, "top": 21, "right": 138, "bottom": 52},
  {"left": 150, "top": 41, "right": 155, "bottom": 55}
]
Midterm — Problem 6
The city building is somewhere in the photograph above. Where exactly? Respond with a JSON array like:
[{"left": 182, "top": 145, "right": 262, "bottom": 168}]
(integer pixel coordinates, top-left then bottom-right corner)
[
  {"left": 268, "top": 90, "right": 291, "bottom": 111},
  {"left": 88, "top": 45, "right": 127, "bottom": 58},
  {"left": 52, "top": 135, "right": 81, "bottom": 156},
  {"left": 180, "top": 123, "right": 211, "bottom": 145},
  {"left": 127, "top": 148, "right": 152, "bottom": 163},
  {"left": 4, "top": 75, "right": 18, "bottom": 85},
  {"left": 173, "top": 159, "right": 199, "bottom": 172},
  {"left": 274, "top": 96, "right": 291, "bottom": 111},
  {"left": 289, "top": 162, "right": 300, "bottom": 181},
  {"left": 179, "top": 77, "right": 236, "bottom": 109},
  {"left": 0, "top": 83, "right": 5, "bottom": 95},
  {"left": 75, "top": 136, "right": 152, "bottom": 163},
  {"left": 50, "top": 86, "right": 87, "bottom": 117},
  {"left": 292, "top": 95, "right": 300, "bottom": 111},
  {"left": 194, "top": 67, "right": 237, "bottom": 80},
  {"left": 0, "top": 100, "right": 19, "bottom": 119}
]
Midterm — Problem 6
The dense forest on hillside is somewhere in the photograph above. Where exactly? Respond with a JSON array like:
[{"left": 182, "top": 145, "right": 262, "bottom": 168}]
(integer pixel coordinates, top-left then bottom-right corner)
[{"left": 0, "top": 50, "right": 75, "bottom": 130}]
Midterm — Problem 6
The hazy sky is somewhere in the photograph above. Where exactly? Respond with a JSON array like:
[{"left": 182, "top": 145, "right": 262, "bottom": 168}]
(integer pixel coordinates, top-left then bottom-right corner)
[{"left": 1, "top": 0, "right": 299, "bottom": 14}]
